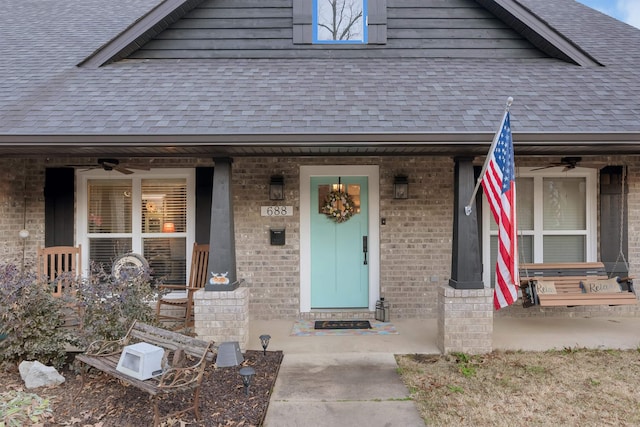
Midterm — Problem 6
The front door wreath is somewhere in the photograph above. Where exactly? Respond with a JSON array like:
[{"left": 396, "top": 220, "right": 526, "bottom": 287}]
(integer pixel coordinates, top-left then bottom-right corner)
[{"left": 322, "top": 190, "right": 355, "bottom": 223}]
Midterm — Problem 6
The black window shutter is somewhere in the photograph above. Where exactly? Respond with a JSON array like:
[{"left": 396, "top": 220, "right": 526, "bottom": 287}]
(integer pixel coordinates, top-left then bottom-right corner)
[
  {"left": 599, "top": 166, "right": 628, "bottom": 276},
  {"left": 44, "top": 168, "right": 75, "bottom": 247},
  {"left": 195, "top": 167, "right": 214, "bottom": 244}
]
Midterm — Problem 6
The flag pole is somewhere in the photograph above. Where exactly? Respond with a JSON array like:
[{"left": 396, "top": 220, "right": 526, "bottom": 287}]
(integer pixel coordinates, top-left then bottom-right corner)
[{"left": 464, "top": 96, "right": 514, "bottom": 216}]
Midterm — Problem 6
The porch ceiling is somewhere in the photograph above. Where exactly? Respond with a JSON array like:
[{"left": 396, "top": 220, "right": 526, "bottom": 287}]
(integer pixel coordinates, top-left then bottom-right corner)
[{"left": 1, "top": 132, "right": 639, "bottom": 158}]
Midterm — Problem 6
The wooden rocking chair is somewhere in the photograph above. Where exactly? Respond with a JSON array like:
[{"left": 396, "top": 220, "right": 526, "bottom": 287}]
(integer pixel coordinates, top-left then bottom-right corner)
[
  {"left": 37, "top": 245, "right": 82, "bottom": 297},
  {"left": 156, "top": 243, "right": 209, "bottom": 330},
  {"left": 37, "top": 245, "right": 83, "bottom": 329}
]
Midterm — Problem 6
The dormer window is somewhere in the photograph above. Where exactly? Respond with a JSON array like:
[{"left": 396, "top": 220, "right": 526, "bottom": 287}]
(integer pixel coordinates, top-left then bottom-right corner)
[{"left": 314, "top": 0, "right": 367, "bottom": 44}]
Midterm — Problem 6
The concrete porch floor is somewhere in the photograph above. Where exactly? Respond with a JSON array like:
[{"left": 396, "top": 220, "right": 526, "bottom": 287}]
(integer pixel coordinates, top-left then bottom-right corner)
[{"left": 247, "top": 317, "right": 640, "bottom": 354}]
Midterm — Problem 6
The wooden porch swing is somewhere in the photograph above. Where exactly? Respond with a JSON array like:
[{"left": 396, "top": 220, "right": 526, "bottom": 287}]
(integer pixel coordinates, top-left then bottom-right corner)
[
  {"left": 519, "top": 262, "right": 636, "bottom": 307},
  {"left": 519, "top": 166, "right": 637, "bottom": 308}
]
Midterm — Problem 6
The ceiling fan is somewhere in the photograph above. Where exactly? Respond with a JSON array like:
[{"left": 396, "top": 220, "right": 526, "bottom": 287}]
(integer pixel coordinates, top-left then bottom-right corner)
[
  {"left": 67, "top": 158, "right": 151, "bottom": 175},
  {"left": 532, "top": 157, "right": 582, "bottom": 171}
]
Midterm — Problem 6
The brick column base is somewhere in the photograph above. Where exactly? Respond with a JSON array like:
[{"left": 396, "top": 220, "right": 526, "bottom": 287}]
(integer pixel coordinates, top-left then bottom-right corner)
[
  {"left": 437, "top": 285, "right": 493, "bottom": 355},
  {"left": 193, "top": 287, "right": 249, "bottom": 352}
]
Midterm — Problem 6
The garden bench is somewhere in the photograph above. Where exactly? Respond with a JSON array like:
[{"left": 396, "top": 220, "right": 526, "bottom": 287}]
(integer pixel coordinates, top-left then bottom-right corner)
[
  {"left": 75, "top": 320, "right": 216, "bottom": 426},
  {"left": 519, "top": 262, "right": 637, "bottom": 308}
]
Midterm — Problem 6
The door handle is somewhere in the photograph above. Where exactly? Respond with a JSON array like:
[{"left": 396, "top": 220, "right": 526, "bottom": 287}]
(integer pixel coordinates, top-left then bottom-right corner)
[{"left": 363, "top": 236, "right": 368, "bottom": 265}]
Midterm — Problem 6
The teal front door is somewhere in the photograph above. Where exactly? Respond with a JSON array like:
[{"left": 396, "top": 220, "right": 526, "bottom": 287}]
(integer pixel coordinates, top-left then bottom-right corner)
[{"left": 310, "top": 176, "right": 369, "bottom": 308}]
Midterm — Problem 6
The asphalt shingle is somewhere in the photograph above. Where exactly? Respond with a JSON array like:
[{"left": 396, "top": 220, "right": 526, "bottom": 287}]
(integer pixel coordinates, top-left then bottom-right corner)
[{"left": 0, "top": 0, "right": 639, "bottom": 140}]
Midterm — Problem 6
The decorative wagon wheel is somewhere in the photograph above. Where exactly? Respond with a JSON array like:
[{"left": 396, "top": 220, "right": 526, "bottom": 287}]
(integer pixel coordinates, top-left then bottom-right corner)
[{"left": 112, "top": 253, "right": 149, "bottom": 279}]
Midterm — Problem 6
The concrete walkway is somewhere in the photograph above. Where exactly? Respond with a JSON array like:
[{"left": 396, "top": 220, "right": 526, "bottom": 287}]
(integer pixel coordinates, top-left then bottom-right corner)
[
  {"left": 263, "top": 352, "right": 424, "bottom": 426},
  {"left": 247, "top": 317, "right": 640, "bottom": 426}
]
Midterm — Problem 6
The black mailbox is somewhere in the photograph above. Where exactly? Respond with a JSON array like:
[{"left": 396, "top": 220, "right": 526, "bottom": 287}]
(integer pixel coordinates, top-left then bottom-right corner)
[{"left": 270, "top": 228, "right": 285, "bottom": 246}]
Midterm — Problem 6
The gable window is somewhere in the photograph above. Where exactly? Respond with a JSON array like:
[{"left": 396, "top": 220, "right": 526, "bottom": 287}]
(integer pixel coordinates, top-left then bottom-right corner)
[
  {"left": 482, "top": 168, "right": 597, "bottom": 285},
  {"left": 78, "top": 169, "right": 195, "bottom": 285},
  {"left": 314, "top": 0, "right": 367, "bottom": 43},
  {"left": 294, "top": 0, "right": 386, "bottom": 44}
]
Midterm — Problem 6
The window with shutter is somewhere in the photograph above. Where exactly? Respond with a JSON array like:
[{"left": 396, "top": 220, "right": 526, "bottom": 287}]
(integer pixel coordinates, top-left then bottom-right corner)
[
  {"left": 294, "top": 0, "right": 386, "bottom": 44},
  {"left": 79, "top": 169, "right": 194, "bottom": 285},
  {"left": 314, "top": 0, "right": 366, "bottom": 43}
]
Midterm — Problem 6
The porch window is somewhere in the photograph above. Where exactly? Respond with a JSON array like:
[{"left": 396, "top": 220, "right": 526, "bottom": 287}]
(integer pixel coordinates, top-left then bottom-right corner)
[
  {"left": 80, "top": 170, "right": 194, "bottom": 285},
  {"left": 87, "top": 179, "right": 133, "bottom": 266},
  {"left": 141, "top": 179, "right": 188, "bottom": 284},
  {"left": 483, "top": 168, "right": 597, "bottom": 285}
]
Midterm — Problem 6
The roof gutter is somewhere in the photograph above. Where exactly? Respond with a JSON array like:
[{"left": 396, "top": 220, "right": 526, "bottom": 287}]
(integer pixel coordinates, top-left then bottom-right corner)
[{"left": 1, "top": 132, "right": 639, "bottom": 145}]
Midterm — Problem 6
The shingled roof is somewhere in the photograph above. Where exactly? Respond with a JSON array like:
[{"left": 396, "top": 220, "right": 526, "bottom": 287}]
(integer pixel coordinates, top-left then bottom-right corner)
[{"left": 0, "top": 0, "right": 639, "bottom": 157}]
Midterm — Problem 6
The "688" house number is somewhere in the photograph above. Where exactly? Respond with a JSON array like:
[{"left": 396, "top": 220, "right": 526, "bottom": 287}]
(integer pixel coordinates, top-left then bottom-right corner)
[{"left": 260, "top": 206, "right": 293, "bottom": 217}]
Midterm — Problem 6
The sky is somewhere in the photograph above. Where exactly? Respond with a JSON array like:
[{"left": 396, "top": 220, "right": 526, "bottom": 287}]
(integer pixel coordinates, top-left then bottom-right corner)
[{"left": 576, "top": 0, "right": 640, "bottom": 28}]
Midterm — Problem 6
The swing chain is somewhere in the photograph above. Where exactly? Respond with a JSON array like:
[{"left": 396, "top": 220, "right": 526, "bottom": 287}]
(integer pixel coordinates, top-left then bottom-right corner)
[{"left": 610, "top": 166, "right": 629, "bottom": 278}]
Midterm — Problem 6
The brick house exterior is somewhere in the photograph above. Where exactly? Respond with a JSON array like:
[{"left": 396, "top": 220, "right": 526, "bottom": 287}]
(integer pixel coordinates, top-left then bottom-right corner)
[
  {"left": 2, "top": 154, "right": 639, "bottom": 321},
  {"left": 2, "top": 0, "right": 640, "bottom": 337}
]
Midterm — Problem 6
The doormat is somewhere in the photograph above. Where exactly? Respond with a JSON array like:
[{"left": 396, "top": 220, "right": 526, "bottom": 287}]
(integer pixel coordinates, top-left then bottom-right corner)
[
  {"left": 291, "top": 320, "right": 398, "bottom": 336},
  {"left": 315, "top": 320, "right": 371, "bottom": 330}
]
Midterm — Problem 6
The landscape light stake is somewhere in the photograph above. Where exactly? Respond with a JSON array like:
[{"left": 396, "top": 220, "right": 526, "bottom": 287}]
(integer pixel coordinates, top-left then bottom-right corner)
[
  {"left": 239, "top": 367, "right": 256, "bottom": 396},
  {"left": 259, "top": 334, "right": 271, "bottom": 355}
]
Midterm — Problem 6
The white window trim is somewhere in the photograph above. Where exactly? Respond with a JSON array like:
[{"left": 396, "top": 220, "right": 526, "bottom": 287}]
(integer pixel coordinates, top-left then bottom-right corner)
[
  {"left": 482, "top": 167, "right": 597, "bottom": 285},
  {"left": 76, "top": 168, "right": 196, "bottom": 277}
]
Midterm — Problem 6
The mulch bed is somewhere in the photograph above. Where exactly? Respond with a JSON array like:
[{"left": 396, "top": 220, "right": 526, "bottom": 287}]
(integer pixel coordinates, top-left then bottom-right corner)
[{"left": 3, "top": 350, "right": 283, "bottom": 426}]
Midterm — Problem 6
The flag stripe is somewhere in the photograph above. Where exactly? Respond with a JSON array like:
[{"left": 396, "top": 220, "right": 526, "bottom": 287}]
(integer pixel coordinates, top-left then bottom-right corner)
[
  {"left": 484, "top": 163, "right": 501, "bottom": 221},
  {"left": 480, "top": 111, "right": 518, "bottom": 310}
]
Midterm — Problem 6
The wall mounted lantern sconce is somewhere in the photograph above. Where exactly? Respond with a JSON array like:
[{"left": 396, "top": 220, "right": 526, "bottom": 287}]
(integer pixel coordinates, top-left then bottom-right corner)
[
  {"left": 239, "top": 366, "right": 256, "bottom": 396},
  {"left": 259, "top": 334, "right": 271, "bottom": 355},
  {"left": 269, "top": 175, "right": 284, "bottom": 200},
  {"left": 393, "top": 175, "right": 409, "bottom": 199}
]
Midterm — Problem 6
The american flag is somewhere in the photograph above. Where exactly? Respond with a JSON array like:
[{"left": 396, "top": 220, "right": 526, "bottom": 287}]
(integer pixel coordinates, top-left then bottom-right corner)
[{"left": 481, "top": 111, "right": 518, "bottom": 310}]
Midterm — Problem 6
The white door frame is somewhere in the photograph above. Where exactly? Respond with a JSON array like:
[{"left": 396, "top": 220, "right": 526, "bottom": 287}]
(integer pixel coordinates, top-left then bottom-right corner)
[{"left": 300, "top": 165, "right": 380, "bottom": 313}]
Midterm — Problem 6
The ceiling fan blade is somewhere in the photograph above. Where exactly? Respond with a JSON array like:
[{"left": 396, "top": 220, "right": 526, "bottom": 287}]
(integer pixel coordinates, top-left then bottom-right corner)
[
  {"left": 67, "top": 159, "right": 150, "bottom": 174},
  {"left": 115, "top": 164, "right": 150, "bottom": 174},
  {"left": 531, "top": 165, "right": 555, "bottom": 171},
  {"left": 66, "top": 164, "right": 97, "bottom": 168},
  {"left": 124, "top": 165, "right": 151, "bottom": 171},
  {"left": 113, "top": 165, "right": 135, "bottom": 175}
]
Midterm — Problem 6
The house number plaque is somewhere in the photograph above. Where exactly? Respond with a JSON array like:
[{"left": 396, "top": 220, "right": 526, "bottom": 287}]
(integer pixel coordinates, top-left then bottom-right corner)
[{"left": 261, "top": 206, "right": 293, "bottom": 217}]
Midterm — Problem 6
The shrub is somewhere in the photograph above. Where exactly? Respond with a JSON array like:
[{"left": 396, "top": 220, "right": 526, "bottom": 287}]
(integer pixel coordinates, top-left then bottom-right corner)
[
  {"left": 0, "top": 264, "right": 72, "bottom": 370},
  {"left": 0, "top": 390, "right": 53, "bottom": 426},
  {"left": 75, "top": 261, "right": 159, "bottom": 346}
]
